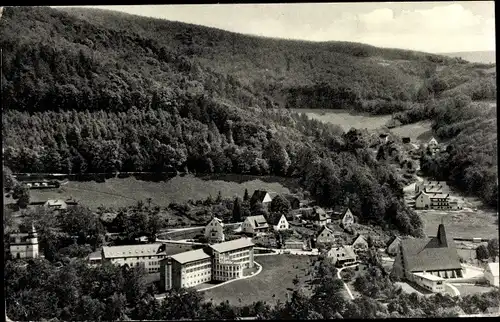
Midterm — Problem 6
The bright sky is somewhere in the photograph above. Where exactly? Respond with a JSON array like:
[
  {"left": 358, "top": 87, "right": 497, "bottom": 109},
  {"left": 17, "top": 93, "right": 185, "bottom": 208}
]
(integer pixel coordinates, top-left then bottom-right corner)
[{"left": 64, "top": 2, "right": 495, "bottom": 53}]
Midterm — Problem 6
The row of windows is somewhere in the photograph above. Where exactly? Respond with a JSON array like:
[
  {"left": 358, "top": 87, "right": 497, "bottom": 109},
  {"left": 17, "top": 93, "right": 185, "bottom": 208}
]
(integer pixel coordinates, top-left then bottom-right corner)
[
  {"left": 185, "top": 264, "right": 211, "bottom": 273},
  {"left": 148, "top": 267, "right": 159, "bottom": 273},
  {"left": 182, "top": 277, "right": 210, "bottom": 288},
  {"left": 122, "top": 255, "right": 165, "bottom": 261},
  {"left": 184, "top": 260, "right": 211, "bottom": 269},
  {"left": 214, "top": 271, "right": 241, "bottom": 278},
  {"left": 183, "top": 271, "right": 211, "bottom": 278}
]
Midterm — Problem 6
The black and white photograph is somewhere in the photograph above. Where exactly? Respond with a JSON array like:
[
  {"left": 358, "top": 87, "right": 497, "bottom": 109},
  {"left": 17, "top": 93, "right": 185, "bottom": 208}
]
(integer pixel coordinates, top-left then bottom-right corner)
[{"left": 2, "top": 2, "right": 498, "bottom": 320}]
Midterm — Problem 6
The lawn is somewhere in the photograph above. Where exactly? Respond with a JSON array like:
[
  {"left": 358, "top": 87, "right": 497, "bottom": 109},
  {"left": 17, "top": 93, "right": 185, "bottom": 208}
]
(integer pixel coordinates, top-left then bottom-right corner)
[
  {"left": 389, "top": 121, "right": 433, "bottom": 143},
  {"left": 418, "top": 209, "right": 498, "bottom": 239},
  {"left": 292, "top": 109, "right": 392, "bottom": 131},
  {"left": 202, "top": 254, "right": 314, "bottom": 307},
  {"left": 27, "top": 175, "right": 294, "bottom": 210},
  {"left": 453, "top": 284, "right": 497, "bottom": 296}
]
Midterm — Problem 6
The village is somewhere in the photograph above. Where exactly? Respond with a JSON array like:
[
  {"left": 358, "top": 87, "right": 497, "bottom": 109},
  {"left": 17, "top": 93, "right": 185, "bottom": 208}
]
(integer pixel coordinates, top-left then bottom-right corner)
[{"left": 7, "top": 175, "right": 499, "bottom": 309}]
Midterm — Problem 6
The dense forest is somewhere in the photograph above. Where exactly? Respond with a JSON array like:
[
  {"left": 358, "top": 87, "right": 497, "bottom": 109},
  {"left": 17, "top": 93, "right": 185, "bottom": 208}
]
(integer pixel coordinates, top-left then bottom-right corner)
[{"left": 2, "top": 6, "right": 426, "bottom": 236}]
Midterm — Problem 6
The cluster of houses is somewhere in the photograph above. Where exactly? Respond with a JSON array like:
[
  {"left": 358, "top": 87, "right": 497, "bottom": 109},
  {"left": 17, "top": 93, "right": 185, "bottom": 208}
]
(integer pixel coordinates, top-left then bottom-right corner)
[
  {"left": 28, "top": 198, "right": 79, "bottom": 210},
  {"left": 413, "top": 181, "right": 462, "bottom": 210},
  {"left": 22, "top": 180, "right": 60, "bottom": 189}
]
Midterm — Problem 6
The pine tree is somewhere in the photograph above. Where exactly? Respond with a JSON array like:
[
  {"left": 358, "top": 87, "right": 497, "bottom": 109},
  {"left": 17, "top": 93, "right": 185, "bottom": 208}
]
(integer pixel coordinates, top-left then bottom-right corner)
[
  {"left": 243, "top": 189, "right": 250, "bottom": 202},
  {"left": 232, "top": 197, "right": 242, "bottom": 223},
  {"left": 215, "top": 191, "right": 222, "bottom": 203}
]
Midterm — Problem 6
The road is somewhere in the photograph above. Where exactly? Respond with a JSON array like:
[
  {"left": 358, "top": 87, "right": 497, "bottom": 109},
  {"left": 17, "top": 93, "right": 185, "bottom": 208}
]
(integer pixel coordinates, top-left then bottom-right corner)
[{"left": 336, "top": 263, "right": 360, "bottom": 300}]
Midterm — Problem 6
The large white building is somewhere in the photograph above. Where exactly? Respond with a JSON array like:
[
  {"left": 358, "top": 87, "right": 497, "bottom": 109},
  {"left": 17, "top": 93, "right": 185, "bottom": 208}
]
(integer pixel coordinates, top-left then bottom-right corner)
[
  {"left": 9, "top": 224, "right": 40, "bottom": 259},
  {"left": 159, "top": 238, "right": 255, "bottom": 290},
  {"left": 101, "top": 243, "right": 191, "bottom": 273}
]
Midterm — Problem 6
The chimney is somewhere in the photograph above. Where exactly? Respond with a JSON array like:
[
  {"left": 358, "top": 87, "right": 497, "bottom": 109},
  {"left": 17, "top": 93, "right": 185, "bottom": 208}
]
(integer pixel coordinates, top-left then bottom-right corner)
[{"left": 437, "top": 224, "right": 448, "bottom": 247}]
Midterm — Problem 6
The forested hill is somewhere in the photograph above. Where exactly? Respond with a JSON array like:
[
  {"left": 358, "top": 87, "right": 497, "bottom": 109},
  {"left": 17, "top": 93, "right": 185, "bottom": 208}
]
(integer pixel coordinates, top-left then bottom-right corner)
[
  {"left": 2, "top": 6, "right": 428, "bottom": 237},
  {"left": 2, "top": 6, "right": 496, "bottom": 115}
]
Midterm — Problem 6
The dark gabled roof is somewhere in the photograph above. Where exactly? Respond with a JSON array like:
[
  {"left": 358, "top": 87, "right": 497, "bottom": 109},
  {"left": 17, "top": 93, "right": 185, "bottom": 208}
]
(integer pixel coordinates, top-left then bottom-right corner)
[
  {"left": 267, "top": 213, "right": 285, "bottom": 225},
  {"left": 400, "top": 225, "right": 461, "bottom": 272},
  {"left": 250, "top": 190, "right": 268, "bottom": 203},
  {"left": 387, "top": 236, "right": 402, "bottom": 247},
  {"left": 312, "top": 207, "right": 328, "bottom": 221}
]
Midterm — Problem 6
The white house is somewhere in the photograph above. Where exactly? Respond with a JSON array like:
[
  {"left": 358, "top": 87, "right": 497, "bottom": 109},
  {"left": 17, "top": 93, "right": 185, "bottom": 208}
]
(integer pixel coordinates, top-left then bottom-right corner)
[
  {"left": 327, "top": 245, "right": 357, "bottom": 266},
  {"left": 386, "top": 236, "right": 402, "bottom": 256},
  {"left": 341, "top": 208, "right": 355, "bottom": 228},
  {"left": 205, "top": 217, "right": 225, "bottom": 243},
  {"left": 485, "top": 262, "right": 499, "bottom": 287},
  {"left": 44, "top": 199, "right": 68, "bottom": 210},
  {"left": 9, "top": 224, "right": 39, "bottom": 259},
  {"left": 250, "top": 190, "right": 275, "bottom": 210},
  {"left": 415, "top": 191, "right": 450, "bottom": 210},
  {"left": 428, "top": 137, "right": 438, "bottom": 147},
  {"left": 268, "top": 213, "right": 289, "bottom": 231},
  {"left": 352, "top": 235, "right": 368, "bottom": 252},
  {"left": 241, "top": 215, "right": 269, "bottom": 235}
]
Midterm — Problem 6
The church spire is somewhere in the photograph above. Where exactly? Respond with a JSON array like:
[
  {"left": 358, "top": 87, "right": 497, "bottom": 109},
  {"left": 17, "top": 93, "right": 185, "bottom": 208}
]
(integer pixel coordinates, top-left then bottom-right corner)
[{"left": 437, "top": 223, "right": 448, "bottom": 247}]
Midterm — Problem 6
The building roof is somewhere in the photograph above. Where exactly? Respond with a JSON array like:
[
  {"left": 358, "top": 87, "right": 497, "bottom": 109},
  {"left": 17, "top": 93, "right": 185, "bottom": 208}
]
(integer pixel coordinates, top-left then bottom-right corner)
[
  {"left": 317, "top": 226, "right": 334, "bottom": 237},
  {"left": 251, "top": 190, "right": 274, "bottom": 203},
  {"left": 245, "top": 215, "right": 269, "bottom": 229},
  {"left": 88, "top": 250, "right": 102, "bottom": 260},
  {"left": 413, "top": 272, "right": 444, "bottom": 281},
  {"left": 102, "top": 243, "right": 192, "bottom": 259},
  {"left": 170, "top": 248, "right": 211, "bottom": 264},
  {"left": 312, "top": 207, "right": 328, "bottom": 221},
  {"left": 209, "top": 238, "right": 254, "bottom": 253},
  {"left": 267, "top": 213, "right": 286, "bottom": 225},
  {"left": 328, "top": 245, "right": 357, "bottom": 260},
  {"left": 400, "top": 224, "right": 462, "bottom": 272},
  {"left": 387, "top": 236, "right": 402, "bottom": 248},
  {"left": 352, "top": 235, "right": 367, "bottom": 246},
  {"left": 45, "top": 199, "right": 67, "bottom": 206},
  {"left": 429, "top": 193, "right": 449, "bottom": 199},
  {"left": 207, "top": 217, "right": 224, "bottom": 227},
  {"left": 486, "top": 263, "right": 499, "bottom": 277}
]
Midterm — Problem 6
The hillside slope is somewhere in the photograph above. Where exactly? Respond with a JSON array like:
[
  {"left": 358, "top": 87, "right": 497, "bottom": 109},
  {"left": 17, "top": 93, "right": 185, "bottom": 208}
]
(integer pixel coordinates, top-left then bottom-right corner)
[
  {"left": 2, "top": 6, "right": 427, "bottom": 237},
  {"left": 442, "top": 51, "right": 496, "bottom": 64}
]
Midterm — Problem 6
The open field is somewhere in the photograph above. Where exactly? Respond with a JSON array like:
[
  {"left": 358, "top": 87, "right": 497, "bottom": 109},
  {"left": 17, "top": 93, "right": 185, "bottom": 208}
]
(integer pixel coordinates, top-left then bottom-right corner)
[
  {"left": 202, "top": 255, "right": 314, "bottom": 307},
  {"left": 418, "top": 209, "right": 498, "bottom": 239},
  {"left": 26, "top": 175, "right": 294, "bottom": 209},
  {"left": 452, "top": 284, "right": 497, "bottom": 296},
  {"left": 292, "top": 109, "right": 392, "bottom": 131},
  {"left": 389, "top": 121, "right": 433, "bottom": 143}
]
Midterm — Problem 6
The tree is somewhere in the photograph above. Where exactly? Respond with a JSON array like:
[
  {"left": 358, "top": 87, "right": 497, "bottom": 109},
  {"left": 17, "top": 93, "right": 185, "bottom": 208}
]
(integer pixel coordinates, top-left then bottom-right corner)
[
  {"left": 376, "top": 146, "right": 386, "bottom": 161},
  {"left": 487, "top": 238, "right": 499, "bottom": 261},
  {"left": 270, "top": 194, "right": 291, "bottom": 214},
  {"left": 16, "top": 187, "right": 30, "bottom": 209},
  {"left": 215, "top": 191, "right": 222, "bottom": 203},
  {"left": 232, "top": 197, "right": 243, "bottom": 222},
  {"left": 243, "top": 189, "right": 250, "bottom": 202},
  {"left": 476, "top": 244, "right": 490, "bottom": 261}
]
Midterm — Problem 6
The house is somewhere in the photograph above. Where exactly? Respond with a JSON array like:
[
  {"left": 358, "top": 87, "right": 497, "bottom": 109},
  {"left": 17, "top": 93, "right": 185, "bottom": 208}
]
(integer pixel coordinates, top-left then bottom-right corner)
[
  {"left": 241, "top": 215, "right": 269, "bottom": 235},
  {"left": 316, "top": 226, "right": 336, "bottom": 245},
  {"left": 415, "top": 181, "right": 449, "bottom": 194},
  {"left": 415, "top": 191, "right": 450, "bottom": 210},
  {"left": 301, "top": 206, "right": 330, "bottom": 226},
  {"left": 9, "top": 224, "right": 39, "bottom": 259},
  {"left": 283, "top": 194, "right": 301, "bottom": 210},
  {"left": 341, "top": 208, "right": 355, "bottom": 228},
  {"left": 100, "top": 212, "right": 118, "bottom": 224},
  {"left": 87, "top": 250, "right": 102, "bottom": 267},
  {"left": 352, "top": 235, "right": 368, "bottom": 252},
  {"left": 392, "top": 224, "right": 463, "bottom": 281},
  {"left": 267, "top": 213, "right": 289, "bottom": 231},
  {"left": 428, "top": 137, "right": 438, "bottom": 147},
  {"left": 379, "top": 133, "right": 389, "bottom": 144},
  {"left": 386, "top": 236, "right": 402, "bottom": 256},
  {"left": 250, "top": 190, "right": 275, "bottom": 210},
  {"left": 205, "top": 217, "right": 225, "bottom": 243},
  {"left": 327, "top": 245, "right": 357, "bottom": 267},
  {"left": 101, "top": 243, "right": 193, "bottom": 274},
  {"left": 484, "top": 262, "right": 499, "bottom": 287},
  {"left": 44, "top": 199, "right": 68, "bottom": 210}
]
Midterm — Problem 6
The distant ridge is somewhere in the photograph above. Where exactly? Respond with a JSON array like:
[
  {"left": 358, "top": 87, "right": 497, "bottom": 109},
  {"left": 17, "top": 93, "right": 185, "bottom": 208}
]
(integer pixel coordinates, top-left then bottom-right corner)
[{"left": 441, "top": 51, "right": 496, "bottom": 64}]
